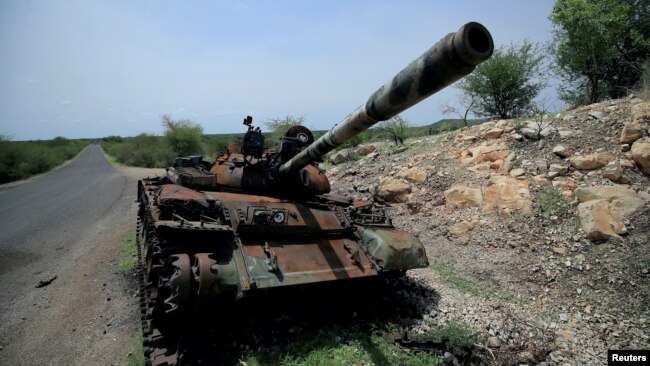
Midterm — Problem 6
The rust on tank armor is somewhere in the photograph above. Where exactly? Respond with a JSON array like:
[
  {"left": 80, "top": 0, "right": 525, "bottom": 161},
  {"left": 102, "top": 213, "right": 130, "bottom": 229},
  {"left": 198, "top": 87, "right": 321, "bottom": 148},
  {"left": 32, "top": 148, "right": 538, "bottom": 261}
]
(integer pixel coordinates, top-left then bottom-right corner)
[{"left": 136, "top": 22, "right": 493, "bottom": 366}]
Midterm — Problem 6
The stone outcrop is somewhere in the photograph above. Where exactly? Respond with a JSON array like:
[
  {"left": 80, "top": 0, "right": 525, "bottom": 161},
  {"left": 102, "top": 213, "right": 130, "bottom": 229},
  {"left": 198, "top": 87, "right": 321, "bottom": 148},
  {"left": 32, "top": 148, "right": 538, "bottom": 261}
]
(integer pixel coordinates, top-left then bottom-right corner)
[
  {"left": 329, "top": 148, "right": 353, "bottom": 165},
  {"left": 631, "top": 102, "right": 650, "bottom": 124},
  {"left": 509, "top": 168, "right": 525, "bottom": 178},
  {"left": 376, "top": 177, "right": 411, "bottom": 203},
  {"left": 448, "top": 216, "right": 479, "bottom": 238},
  {"left": 570, "top": 153, "right": 613, "bottom": 170},
  {"left": 576, "top": 186, "right": 648, "bottom": 241},
  {"left": 328, "top": 144, "right": 376, "bottom": 165},
  {"left": 548, "top": 164, "right": 569, "bottom": 179},
  {"left": 483, "top": 128, "right": 504, "bottom": 140},
  {"left": 444, "top": 185, "right": 482, "bottom": 209},
  {"left": 461, "top": 142, "right": 511, "bottom": 165},
  {"left": 482, "top": 175, "right": 531, "bottom": 217},
  {"left": 631, "top": 139, "right": 650, "bottom": 175},
  {"left": 552, "top": 145, "right": 572, "bottom": 158},
  {"left": 620, "top": 123, "right": 644, "bottom": 144},
  {"left": 356, "top": 144, "right": 377, "bottom": 156},
  {"left": 396, "top": 167, "right": 427, "bottom": 184},
  {"left": 602, "top": 161, "right": 624, "bottom": 182}
]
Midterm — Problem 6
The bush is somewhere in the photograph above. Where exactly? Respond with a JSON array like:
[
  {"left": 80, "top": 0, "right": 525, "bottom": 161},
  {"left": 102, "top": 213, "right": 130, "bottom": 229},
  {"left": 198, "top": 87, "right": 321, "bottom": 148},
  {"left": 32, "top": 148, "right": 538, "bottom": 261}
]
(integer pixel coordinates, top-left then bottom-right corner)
[
  {"left": 265, "top": 115, "right": 306, "bottom": 147},
  {"left": 378, "top": 115, "right": 410, "bottom": 145},
  {"left": 101, "top": 134, "right": 171, "bottom": 168},
  {"left": 0, "top": 136, "right": 88, "bottom": 183},
  {"left": 338, "top": 131, "right": 368, "bottom": 150},
  {"left": 459, "top": 41, "right": 545, "bottom": 119},
  {"left": 162, "top": 115, "right": 205, "bottom": 157}
]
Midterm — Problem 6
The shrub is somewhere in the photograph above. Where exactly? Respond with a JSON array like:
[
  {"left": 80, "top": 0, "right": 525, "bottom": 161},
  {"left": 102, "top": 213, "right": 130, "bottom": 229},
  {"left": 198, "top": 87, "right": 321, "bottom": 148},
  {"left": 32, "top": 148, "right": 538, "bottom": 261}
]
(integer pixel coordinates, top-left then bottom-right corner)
[
  {"left": 101, "top": 134, "right": 171, "bottom": 168},
  {"left": 0, "top": 137, "right": 88, "bottom": 183},
  {"left": 162, "top": 115, "right": 205, "bottom": 157}
]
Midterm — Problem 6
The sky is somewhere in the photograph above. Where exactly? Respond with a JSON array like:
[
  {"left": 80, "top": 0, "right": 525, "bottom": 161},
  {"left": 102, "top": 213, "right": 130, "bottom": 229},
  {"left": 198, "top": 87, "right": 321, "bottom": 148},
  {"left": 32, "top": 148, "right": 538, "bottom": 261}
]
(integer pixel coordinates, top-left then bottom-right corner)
[{"left": 0, "top": 0, "right": 558, "bottom": 140}]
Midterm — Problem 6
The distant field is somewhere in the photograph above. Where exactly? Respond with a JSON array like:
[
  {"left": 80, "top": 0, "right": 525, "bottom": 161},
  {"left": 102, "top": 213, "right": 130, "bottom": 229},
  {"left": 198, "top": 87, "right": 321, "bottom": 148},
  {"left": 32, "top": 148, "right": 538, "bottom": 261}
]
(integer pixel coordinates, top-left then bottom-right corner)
[{"left": 0, "top": 137, "right": 89, "bottom": 184}]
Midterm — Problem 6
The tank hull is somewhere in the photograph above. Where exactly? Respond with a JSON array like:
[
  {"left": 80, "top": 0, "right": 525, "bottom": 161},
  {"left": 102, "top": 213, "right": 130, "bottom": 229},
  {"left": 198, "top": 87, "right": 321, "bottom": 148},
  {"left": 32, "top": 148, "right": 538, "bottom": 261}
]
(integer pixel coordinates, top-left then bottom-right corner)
[{"left": 138, "top": 178, "right": 428, "bottom": 309}]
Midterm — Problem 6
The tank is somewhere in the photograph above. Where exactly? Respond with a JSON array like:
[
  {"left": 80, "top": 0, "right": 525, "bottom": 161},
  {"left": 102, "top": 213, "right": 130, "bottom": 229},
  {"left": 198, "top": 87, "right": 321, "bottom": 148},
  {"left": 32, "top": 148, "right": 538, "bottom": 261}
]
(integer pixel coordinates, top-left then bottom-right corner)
[{"left": 137, "top": 22, "right": 493, "bottom": 365}]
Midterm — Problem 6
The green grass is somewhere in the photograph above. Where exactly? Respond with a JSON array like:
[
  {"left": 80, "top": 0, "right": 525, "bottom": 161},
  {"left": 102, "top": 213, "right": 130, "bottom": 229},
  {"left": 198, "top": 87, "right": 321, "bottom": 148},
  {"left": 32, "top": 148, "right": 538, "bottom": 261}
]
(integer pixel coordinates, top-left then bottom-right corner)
[
  {"left": 431, "top": 261, "right": 498, "bottom": 299},
  {"left": 100, "top": 147, "right": 125, "bottom": 168},
  {"left": 125, "top": 330, "right": 145, "bottom": 366},
  {"left": 239, "top": 322, "right": 446, "bottom": 366},
  {"left": 430, "top": 261, "right": 526, "bottom": 306},
  {"left": 533, "top": 186, "right": 570, "bottom": 218},
  {"left": 119, "top": 228, "right": 137, "bottom": 273}
]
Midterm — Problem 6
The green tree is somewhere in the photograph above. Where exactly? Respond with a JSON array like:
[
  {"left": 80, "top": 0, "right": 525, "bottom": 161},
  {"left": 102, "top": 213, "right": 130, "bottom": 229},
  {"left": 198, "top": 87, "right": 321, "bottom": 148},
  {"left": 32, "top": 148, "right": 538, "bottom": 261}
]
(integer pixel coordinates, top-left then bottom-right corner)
[
  {"left": 378, "top": 115, "right": 410, "bottom": 145},
  {"left": 161, "top": 115, "right": 205, "bottom": 157},
  {"left": 265, "top": 115, "right": 306, "bottom": 145},
  {"left": 458, "top": 41, "right": 545, "bottom": 119},
  {"left": 550, "top": 0, "right": 650, "bottom": 104}
]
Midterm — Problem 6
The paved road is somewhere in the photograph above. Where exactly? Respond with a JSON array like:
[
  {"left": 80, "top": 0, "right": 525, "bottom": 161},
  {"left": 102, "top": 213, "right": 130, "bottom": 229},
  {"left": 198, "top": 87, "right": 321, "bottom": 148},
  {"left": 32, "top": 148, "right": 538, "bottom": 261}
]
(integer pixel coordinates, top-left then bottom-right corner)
[
  {"left": 0, "top": 145, "right": 126, "bottom": 303},
  {"left": 0, "top": 144, "right": 139, "bottom": 365}
]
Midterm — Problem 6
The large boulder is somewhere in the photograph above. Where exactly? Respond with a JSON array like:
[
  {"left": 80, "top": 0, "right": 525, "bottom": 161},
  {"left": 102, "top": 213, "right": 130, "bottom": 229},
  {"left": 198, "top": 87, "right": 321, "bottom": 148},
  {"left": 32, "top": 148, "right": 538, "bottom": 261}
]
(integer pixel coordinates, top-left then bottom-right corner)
[
  {"left": 377, "top": 177, "right": 411, "bottom": 203},
  {"left": 570, "top": 153, "right": 613, "bottom": 170},
  {"left": 482, "top": 175, "right": 531, "bottom": 217},
  {"left": 356, "top": 144, "right": 376, "bottom": 156},
  {"left": 483, "top": 128, "right": 504, "bottom": 140},
  {"left": 328, "top": 148, "right": 353, "bottom": 165},
  {"left": 620, "top": 123, "right": 644, "bottom": 144},
  {"left": 631, "top": 139, "right": 650, "bottom": 175},
  {"left": 444, "top": 185, "right": 483, "bottom": 210},
  {"left": 578, "top": 200, "right": 627, "bottom": 241},
  {"left": 631, "top": 102, "right": 650, "bottom": 124},
  {"left": 461, "top": 142, "right": 511, "bottom": 165},
  {"left": 576, "top": 185, "right": 648, "bottom": 241}
]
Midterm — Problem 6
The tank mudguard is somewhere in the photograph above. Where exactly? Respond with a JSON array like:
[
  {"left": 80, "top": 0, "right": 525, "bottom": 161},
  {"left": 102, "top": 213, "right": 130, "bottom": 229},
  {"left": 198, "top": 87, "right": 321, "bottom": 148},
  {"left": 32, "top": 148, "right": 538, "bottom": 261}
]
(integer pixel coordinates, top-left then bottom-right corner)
[{"left": 360, "top": 228, "right": 429, "bottom": 271}]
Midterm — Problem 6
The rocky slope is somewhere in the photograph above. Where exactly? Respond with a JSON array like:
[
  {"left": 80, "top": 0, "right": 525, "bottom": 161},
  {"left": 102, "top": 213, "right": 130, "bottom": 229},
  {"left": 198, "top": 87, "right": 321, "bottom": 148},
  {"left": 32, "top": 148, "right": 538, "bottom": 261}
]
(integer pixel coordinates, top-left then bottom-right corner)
[{"left": 325, "top": 95, "right": 650, "bottom": 365}]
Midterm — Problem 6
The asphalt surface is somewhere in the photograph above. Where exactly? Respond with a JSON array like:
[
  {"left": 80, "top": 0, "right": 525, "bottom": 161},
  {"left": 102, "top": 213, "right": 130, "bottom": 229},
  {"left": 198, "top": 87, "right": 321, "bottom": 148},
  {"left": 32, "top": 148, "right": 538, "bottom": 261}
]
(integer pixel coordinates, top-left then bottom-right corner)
[
  {"left": 0, "top": 144, "right": 136, "bottom": 365},
  {"left": 0, "top": 144, "right": 125, "bottom": 303}
]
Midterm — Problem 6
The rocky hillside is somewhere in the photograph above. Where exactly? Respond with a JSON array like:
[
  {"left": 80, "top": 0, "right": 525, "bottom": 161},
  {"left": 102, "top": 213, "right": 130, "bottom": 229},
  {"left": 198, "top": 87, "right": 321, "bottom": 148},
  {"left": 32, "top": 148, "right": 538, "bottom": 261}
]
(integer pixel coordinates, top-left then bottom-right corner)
[{"left": 325, "top": 95, "right": 650, "bottom": 365}]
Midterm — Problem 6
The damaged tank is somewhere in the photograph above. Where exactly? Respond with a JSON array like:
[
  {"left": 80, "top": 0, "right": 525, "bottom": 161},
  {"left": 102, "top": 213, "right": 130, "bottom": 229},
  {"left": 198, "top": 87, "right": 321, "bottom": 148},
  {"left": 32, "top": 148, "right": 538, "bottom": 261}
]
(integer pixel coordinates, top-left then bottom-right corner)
[{"left": 137, "top": 22, "right": 493, "bottom": 365}]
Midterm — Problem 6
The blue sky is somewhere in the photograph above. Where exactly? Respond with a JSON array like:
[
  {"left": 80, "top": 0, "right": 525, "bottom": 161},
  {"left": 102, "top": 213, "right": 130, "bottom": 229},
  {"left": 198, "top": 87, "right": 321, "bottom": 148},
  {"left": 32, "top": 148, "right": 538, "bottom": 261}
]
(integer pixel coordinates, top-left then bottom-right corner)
[{"left": 0, "top": 0, "right": 557, "bottom": 140}]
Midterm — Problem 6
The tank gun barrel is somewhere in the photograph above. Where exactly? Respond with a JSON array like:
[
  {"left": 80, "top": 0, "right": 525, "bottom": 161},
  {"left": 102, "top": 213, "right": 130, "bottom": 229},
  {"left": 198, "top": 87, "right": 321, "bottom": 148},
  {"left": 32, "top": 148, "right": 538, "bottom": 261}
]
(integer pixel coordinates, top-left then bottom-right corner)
[{"left": 279, "top": 22, "right": 493, "bottom": 174}]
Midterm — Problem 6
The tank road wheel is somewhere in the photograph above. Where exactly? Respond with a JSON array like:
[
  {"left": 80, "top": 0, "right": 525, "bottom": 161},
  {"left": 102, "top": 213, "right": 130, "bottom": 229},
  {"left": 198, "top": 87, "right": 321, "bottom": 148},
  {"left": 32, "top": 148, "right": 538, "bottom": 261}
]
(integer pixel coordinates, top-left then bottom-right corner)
[
  {"left": 191, "top": 253, "right": 217, "bottom": 311},
  {"left": 163, "top": 253, "right": 192, "bottom": 320}
]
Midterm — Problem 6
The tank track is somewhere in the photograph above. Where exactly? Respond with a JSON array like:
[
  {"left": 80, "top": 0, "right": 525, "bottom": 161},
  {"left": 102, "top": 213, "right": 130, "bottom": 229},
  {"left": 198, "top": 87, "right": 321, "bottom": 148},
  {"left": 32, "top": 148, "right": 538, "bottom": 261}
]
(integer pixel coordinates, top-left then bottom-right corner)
[{"left": 136, "top": 218, "right": 183, "bottom": 366}]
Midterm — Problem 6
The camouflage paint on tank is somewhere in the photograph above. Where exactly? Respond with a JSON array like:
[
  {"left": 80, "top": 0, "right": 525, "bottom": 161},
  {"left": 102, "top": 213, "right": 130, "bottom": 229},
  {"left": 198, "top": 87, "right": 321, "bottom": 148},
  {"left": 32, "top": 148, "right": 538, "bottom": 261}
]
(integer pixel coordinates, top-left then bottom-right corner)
[{"left": 279, "top": 22, "right": 493, "bottom": 174}]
